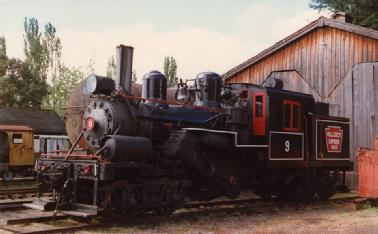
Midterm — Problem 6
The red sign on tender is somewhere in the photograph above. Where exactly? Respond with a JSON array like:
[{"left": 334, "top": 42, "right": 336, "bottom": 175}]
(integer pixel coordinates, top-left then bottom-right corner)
[{"left": 325, "top": 126, "right": 343, "bottom": 153}]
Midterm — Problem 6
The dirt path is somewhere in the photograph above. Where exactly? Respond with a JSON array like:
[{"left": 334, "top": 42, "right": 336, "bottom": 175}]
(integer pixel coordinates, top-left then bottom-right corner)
[
  {"left": 80, "top": 198, "right": 378, "bottom": 234},
  {"left": 1, "top": 195, "right": 377, "bottom": 233}
]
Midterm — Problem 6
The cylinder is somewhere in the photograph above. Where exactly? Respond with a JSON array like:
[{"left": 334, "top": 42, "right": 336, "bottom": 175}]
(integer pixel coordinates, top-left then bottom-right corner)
[
  {"left": 142, "top": 70, "right": 167, "bottom": 101},
  {"left": 115, "top": 45, "right": 134, "bottom": 94},
  {"left": 102, "top": 135, "right": 152, "bottom": 162}
]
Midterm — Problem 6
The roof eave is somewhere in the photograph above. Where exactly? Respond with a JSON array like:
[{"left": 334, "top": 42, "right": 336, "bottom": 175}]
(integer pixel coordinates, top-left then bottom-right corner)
[{"left": 223, "top": 17, "right": 378, "bottom": 80}]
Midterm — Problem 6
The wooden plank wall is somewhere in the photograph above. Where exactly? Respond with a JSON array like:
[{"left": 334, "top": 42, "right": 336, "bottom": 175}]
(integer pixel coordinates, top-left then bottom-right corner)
[
  {"left": 327, "top": 62, "right": 378, "bottom": 188},
  {"left": 228, "top": 27, "right": 378, "bottom": 100},
  {"left": 267, "top": 70, "right": 322, "bottom": 100}
]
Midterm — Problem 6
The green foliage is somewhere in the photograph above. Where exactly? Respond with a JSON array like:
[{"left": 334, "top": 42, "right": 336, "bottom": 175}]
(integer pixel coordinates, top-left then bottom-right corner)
[
  {"left": 85, "top": 59, "right": 96, "bottom": 76},
  {"left": 23, "top": 17, "right": 49, "bottom": 79},
  {"left": 106, "top": 56, "right": 116, "bottom": 78},
  {"left": 43, "top": 65, "right": 83, "bottom": 117},
  {"left": 163, "top": 56, "right": 178, "bottom": 88},
  {"left": 0, "top": 17, "right": 83, "bottom": 115},
  {"left": 44, "top": 22, "right": 62, "bottom": 78},
  {"left": 0, "top": 37, "right": 7, "bottom": 76},
  {"left": 310, "top": 0, "right": 378, "bottom": 30},
  {"left": 0, "top": 58, "right": 48, "bottom": 108}
]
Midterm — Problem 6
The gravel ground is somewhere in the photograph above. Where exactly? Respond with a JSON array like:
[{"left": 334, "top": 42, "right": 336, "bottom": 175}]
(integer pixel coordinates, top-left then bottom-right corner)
[
  {"left": 1, "top": 194, "right": 378, "bottom": 234},
  {"left": 80, "top": 196, "right": 378, "bottom": 234}
]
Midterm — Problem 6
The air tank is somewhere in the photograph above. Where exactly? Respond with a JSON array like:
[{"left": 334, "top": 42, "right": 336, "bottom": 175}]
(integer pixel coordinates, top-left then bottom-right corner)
[
  {"left": 142, "top": 70, "right": 167, "bottom": 102},
  {"left": 194, "top": 72, "right": 222, "bottom": 108}
]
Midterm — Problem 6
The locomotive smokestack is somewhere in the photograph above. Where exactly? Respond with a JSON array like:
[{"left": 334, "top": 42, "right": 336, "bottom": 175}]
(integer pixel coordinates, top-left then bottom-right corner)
[{"left": 115, "top": 45, "right": 134, "bottom": 94}]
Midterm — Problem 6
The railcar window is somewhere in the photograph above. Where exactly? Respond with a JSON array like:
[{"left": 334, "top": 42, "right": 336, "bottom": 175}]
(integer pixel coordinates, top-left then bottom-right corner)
[
  {"left": 13, "top": 134, "right": 23, "bottom": 144},
  {"left": 255, "top": 96, "right": 263, "bottom": 117},
  {"left": 284, "top": 104, "right": 291, "bottom": 128},
  {"left": 293, "top": 105, "right": 299, "bottom": 129},
  {"left": 283, "top": 100, "right": 300, "bottom": 131}
]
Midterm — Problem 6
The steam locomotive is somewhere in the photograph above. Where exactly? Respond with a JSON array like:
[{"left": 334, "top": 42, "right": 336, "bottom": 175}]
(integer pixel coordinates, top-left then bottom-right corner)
[{"left": 32, "top": 45, "right": 352, "bottom": 217}]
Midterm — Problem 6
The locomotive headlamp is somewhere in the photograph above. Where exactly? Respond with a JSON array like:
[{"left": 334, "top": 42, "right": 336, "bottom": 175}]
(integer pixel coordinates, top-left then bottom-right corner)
[
  {"left": 85, "top": 117, "right": 96, "bottom": 131},
  {"left": 86, "top": 75, "right": 115, "bottom": 95}
]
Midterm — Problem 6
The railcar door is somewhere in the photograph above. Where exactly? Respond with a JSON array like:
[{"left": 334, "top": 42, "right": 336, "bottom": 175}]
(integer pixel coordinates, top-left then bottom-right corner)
[
  {"left": 252, "top": 91, "right": 267, "bottom": 136},
  {"left": 0, "top": 131, "right": 9, "bottom": 173},
  {"left": 9, "top": 131, "right": 35, "bottom": 167}
]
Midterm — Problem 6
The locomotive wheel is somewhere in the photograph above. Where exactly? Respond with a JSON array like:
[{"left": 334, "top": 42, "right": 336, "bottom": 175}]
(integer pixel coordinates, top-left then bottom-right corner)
[
  {"left": 317, "top": 173, "right": 337, "bottom": 200},
  {"left": 254, "top": 190, "right": 271, "bottom": 200},
  {"left": 277, "top": 178, "right": 314, "bottom": 202},
  {"left": 294, "top": 179, "right": 314, "bottom": 203},
  {"left": 153, "top": 205, "right": 176, "bottom": 216},
  {"left": 254, "top": 186, "right": 272, "bottom": 200},
  {"left": 317, "top": 183, "right": 336, "bottom": 200}
]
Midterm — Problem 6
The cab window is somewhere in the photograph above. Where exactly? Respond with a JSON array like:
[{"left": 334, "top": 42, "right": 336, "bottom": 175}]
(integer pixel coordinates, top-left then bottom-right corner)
[
  {"left": 255, "top": 95, "right": 263, "bottom": 117},
  {"left": 283, "top": 100, "right": 300, "bottom": 131},
  {"left": 13, "top": 134, "right": 23, "bottom": 144}
]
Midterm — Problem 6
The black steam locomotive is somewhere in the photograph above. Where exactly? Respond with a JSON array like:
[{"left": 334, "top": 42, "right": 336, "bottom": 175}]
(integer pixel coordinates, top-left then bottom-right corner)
[{"left": 32, "top": 45, "right": 352, "bottom": 217}]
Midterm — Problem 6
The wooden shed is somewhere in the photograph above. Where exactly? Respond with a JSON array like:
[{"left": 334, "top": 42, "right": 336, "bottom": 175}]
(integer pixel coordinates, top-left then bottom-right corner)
[{"left": 223, "top": 14, "right": 378, "bottom": 188}]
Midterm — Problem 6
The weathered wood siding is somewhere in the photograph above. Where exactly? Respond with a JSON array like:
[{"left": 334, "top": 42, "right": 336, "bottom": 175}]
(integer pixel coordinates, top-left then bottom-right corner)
[
  {"left": 327, "top": 62, "right": 378, "bottom": 188},
  {"left": 228, "top": 26, "right": 378, "bottom": 100},
  {"left": 226, "top": 25, "right": 378, "bottom": 189},
  {"left": 328, "top": 63, "right": 378, "bottom": 157}
]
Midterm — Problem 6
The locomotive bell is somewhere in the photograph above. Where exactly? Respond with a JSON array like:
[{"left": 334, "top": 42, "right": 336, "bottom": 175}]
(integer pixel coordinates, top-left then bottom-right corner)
[
  {"left": 176, "top": 86, "right": 189, "bottom": 101},
  {"left": 142, "top": 70, "right": 167, "bottom": 102},
  {"left": 175, "top": 80, "right": 190, "bottom": 102}
]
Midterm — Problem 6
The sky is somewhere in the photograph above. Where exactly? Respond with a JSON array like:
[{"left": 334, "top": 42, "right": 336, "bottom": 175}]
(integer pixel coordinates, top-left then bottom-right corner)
[{"left": 0, "top": 0, "right": 330, "bottom": 81}]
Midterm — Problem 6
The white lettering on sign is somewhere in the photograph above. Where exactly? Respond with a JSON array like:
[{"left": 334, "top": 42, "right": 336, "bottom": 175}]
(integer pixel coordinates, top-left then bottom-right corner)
[{"left": 325, "top": 126, "right": 343, "bottom": 153}]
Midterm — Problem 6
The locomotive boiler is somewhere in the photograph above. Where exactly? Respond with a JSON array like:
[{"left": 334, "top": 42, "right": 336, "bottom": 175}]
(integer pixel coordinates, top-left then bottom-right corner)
[{"left": 31, "top": 45, "right": 353, "bottom": 217}]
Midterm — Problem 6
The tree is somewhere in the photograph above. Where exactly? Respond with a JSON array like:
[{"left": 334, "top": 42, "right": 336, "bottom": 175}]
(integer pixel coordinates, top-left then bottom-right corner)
[
  {"left": 106, "top": 56, "right": 116, "bottom": 78},
  {"left": 86, "top": 59, "right": 96, "bottom": 77},
  {"left": 0, "top": 36, "right": 7, "bottom": 76},
  {"left": 44, "top": 65, "right": 83, "bottom": 117},
  {"left": 310, "top": 0, "right": 378, "bottom": 30},
  {"left": 22, "top": 17, "right": 50, "bottom": 108},
  {"left": 163, "top": 56, "right": 178, "bottom": 88},
  {"left": 44, "top": 22, "right": 62, "bottom": 79},
  {"left": 0, "top": 58, "right": 48, "bottom": 108},
  {"left": 23, "top": 17, "right": 49, "bottom": 79}
]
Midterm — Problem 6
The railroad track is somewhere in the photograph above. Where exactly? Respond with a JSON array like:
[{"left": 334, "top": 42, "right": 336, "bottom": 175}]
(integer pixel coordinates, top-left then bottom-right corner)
[
  {"left": 0, "top": 188, "right": 52, "bottom": 212},
  {"left": 0, "top": 177, "right": 35, "bottom": 183},
  {"left": 0, "top": 188, "right": 37, "bottom": 196},
  {"left": 0, "top": 193, "right": 359, "bottom": 233},
  {"left": 183, "top": 193, "right": 358, "bottom": 210}
]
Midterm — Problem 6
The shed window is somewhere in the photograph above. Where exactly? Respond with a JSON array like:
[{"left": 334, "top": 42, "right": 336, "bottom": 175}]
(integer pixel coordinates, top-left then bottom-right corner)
[
  {"left": 13, "top": 134, "right": 23, "bottom": 144},
  {"left": 283, "top": 100, "right": 301, "bottom": 132}
]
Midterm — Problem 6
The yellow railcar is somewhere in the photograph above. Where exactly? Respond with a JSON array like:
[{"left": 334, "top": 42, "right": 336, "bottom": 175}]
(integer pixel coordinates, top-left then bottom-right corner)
[{"left": 0, "top": 125, "right": 35, "bottom": 181}]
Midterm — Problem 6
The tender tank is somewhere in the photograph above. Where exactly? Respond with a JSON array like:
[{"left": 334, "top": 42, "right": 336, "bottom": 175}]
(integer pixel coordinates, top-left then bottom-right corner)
[{"left": 194, "top": 72, "right": 222, "bottom": 108}]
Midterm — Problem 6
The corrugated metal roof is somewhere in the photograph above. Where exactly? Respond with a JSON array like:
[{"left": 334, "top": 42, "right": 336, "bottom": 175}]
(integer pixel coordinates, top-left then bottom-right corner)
[
  {"left": 0, "top": 125, "right": 33, "bottom": 131},
  {"left": 0, "top": 107, "right": 66, "bottom": 135},
  {"left": 223, "top": 17, "right": 378, "bottom": 80}
]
